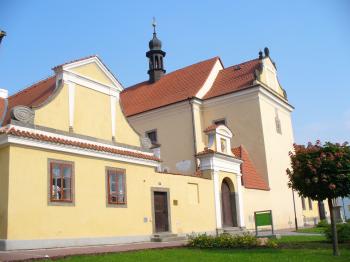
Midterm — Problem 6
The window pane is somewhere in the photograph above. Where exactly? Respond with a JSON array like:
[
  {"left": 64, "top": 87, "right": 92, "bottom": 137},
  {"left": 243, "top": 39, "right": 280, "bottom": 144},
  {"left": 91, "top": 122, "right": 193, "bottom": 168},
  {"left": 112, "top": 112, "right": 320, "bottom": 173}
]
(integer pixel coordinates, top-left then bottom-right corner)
[
  {"left": 63, "top": 189, "right": 71, "bottom": 200},
  {"left": 52, "top": 165, "right": 60, "bottom": 178},
  {"left": 117, "top": 174, "right": 124, "bottom": 194},
  {"left": 63, "top": 166, "right": 71, "bottom": 178},
  {"left": 109, "top": 174, "right": 116, "bottom": 193}
]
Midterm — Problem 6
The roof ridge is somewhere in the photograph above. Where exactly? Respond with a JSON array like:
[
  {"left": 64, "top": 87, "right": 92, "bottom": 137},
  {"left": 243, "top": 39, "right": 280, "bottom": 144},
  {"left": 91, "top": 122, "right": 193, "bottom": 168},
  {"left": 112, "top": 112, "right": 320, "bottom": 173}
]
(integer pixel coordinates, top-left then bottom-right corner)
[
  {"left": 223, "top": 57, "right": 260, "bottom": 70},
  {"left": 124, "top": 56, "right": 220, "bottom": 91},
  {"left": 52, "top": 54, "right": 98, "bottom": 70},
  {"left": 9, "top": 75, "right": 56, "bottom": 99}
]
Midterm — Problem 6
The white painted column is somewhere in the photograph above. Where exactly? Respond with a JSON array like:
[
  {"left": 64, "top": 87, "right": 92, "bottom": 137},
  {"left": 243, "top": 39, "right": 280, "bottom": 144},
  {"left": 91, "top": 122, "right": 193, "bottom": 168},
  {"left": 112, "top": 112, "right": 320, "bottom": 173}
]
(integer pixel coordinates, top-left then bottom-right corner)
[
  {"left": 213, "top": 170, "right": 222, "bottom": 229},
  {"left": 110, "top": 95, "right": 117, "bottom": 141},
  {"left": 236, "top": 174, "right": 245, "bottom": 227},
  {"left": 68, "top": 82, "right": 76, "bottom": 132}
]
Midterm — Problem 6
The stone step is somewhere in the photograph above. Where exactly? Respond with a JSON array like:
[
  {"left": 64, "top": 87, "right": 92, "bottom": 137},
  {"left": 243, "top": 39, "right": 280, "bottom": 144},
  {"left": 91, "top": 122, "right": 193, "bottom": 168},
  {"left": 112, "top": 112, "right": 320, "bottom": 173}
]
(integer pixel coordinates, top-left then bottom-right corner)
[
  {"left": 151, "top": 233, "right": 187, "bottom": 242},
  {"left": 223, "top": 227, "right": 247, "bottom": 235}
]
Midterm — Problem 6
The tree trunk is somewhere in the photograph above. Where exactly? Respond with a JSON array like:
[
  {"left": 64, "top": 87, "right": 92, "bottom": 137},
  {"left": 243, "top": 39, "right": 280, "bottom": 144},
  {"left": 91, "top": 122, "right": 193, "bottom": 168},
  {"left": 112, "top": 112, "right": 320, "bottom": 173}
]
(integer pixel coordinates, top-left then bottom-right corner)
[{"left": 327, "top": 198, "right": 340, "bottom": 256}]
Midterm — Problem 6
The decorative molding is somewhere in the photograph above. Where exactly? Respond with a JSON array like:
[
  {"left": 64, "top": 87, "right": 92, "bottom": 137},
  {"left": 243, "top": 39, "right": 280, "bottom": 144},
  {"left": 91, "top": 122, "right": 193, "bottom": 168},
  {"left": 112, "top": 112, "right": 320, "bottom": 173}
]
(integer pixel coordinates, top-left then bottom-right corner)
[
  {"left": 60, "top": 56, "right": 124, "bottom": 92},
  {"left": 0, "top": 135, "right": 159, "bottom": 167},
  {"left": 62, "top": 71, "right": 120, "bottom": 98},
  {"left": 0, "top": 125, "right": 158, "bottom": 167},
  {"left": 198, "top": 153, "right": 242, "bottom": 174},
  {"left": 10, "top": 106, "right": 35, "bottom": 124},
  {"left": 68, "top": 82, "right": 76, "bottom": 130}
]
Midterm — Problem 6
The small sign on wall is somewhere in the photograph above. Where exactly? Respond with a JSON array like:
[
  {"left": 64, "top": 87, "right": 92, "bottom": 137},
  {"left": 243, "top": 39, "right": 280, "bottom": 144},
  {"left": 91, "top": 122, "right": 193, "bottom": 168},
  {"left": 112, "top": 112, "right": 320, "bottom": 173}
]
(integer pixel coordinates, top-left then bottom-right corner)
[{"left": 173, "top": 200, "right": 178, "bottom": 206}]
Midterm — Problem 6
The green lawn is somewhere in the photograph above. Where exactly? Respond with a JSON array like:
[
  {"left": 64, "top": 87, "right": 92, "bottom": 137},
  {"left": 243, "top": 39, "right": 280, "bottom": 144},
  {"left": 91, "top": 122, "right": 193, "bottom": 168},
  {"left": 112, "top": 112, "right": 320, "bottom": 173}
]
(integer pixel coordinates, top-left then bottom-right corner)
[
  {"left": 53, "top": 235, "right": 350, "bottom": 262},
  {"left": 296, "top": 227, "right": 326, "bottom": 234}
]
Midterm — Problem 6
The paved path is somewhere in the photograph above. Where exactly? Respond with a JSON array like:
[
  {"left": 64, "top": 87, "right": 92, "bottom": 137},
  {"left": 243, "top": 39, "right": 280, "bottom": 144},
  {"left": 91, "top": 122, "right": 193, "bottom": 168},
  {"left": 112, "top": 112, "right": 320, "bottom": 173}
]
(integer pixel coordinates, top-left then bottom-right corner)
[
  {"left": 0, "top": 229, "right": 323, "bottom": 261},
  {"left": 0, "top": 241, "right": 186, "bottom": 262}
]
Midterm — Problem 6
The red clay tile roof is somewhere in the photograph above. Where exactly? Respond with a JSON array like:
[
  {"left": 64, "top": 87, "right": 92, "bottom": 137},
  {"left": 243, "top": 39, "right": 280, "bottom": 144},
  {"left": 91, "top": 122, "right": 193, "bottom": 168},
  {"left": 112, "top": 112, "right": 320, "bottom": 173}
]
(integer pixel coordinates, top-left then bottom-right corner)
[
  {"left": 196, "top": 147, "right": 216, "bottom": 156},
  {"left": 203, "top": 59, "right": 261, "bottom": 100},
  {"left": 1, "top": 76, "right": 57, "bottom": 126},
  {"left": 203, "top": 124, "right": 218, "bottom": 133},
  {"left": 0, "top": 126, "right": 160, "bottom": 162},
  {"left": 120, "top": 57, "right": 219, "bottom": 117},
  {"left": 232, "top": 146, "right": 269, "bottom": 190},
  {"left": 0, "top": 98, "right": 6, "bottom": 124}
]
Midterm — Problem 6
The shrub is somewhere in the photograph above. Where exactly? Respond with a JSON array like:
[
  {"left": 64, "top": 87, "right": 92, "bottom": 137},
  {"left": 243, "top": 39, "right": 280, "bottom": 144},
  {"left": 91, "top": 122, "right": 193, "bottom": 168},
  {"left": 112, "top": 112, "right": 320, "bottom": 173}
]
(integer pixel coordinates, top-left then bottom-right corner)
[
  {"left": 316, "top": 219, "right": 328, "bottom": 228},
  {"left": 266, "top": 239, "right": 279, "bottom": 248},
  {"left": 187, "top": 232, "right": 261, "bottom": 249},
  {"left": 325, "top": 223, "right": 350, "bottom": 243}
]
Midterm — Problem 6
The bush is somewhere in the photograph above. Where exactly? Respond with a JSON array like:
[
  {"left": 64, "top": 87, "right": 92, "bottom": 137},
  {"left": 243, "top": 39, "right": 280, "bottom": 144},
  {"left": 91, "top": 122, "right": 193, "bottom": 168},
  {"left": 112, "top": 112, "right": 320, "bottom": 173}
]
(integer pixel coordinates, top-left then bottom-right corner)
[
  {"left": 316, "top": 219, "right": 328, "bottom": 228},
  {"left": 187, "top": 232, "right": 262, "bottom": 249},
  {"left": 325, "top": 223, "right": 350, "bottom": 243}
]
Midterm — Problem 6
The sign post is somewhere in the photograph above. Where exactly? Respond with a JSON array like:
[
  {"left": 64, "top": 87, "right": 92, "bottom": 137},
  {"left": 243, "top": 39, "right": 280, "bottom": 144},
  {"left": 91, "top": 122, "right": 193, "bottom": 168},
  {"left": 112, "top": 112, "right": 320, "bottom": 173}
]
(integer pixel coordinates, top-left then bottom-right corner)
[{"left": 254, "top": 210, "right": 274, "bottom": 236}]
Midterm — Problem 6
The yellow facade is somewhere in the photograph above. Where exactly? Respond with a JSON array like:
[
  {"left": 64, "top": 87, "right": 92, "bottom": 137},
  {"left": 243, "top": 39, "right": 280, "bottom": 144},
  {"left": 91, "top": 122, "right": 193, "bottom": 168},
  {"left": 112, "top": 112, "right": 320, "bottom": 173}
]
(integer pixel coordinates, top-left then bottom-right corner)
[
  {"left": 0, "top": 146, "right": 9, "bottom": 239},
  {"left": 5, "top": 145, "right": 215, "bottom": 240}
]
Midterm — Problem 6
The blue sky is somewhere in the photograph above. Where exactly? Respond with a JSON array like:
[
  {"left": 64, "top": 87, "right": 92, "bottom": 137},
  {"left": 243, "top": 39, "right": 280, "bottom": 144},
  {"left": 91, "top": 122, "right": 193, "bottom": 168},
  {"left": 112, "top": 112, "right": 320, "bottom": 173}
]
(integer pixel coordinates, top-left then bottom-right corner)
[{"left": 0, "top": 0, "right": 349, "bottom": 144}]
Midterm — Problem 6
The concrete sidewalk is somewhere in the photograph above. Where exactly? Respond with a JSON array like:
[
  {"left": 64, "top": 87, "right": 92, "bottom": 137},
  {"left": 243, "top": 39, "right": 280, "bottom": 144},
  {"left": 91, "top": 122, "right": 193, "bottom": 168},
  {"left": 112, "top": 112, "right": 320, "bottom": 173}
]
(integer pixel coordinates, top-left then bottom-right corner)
[
  {"left": 0, "top": 241, "right": 186, "bottom": 262},
  {"left": 0, "top": 229, "right": 323, "bottom": 261}
]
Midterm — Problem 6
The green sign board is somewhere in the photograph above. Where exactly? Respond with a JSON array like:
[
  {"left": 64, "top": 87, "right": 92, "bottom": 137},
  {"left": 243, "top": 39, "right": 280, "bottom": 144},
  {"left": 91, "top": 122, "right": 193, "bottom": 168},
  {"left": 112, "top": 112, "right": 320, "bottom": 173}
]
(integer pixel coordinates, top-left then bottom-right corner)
[
  {"left": 254, "top": 210, "right": 274, "bottom": 236},
  {"left": 255, "top": 212, "right": 272, "bottom": 226}
]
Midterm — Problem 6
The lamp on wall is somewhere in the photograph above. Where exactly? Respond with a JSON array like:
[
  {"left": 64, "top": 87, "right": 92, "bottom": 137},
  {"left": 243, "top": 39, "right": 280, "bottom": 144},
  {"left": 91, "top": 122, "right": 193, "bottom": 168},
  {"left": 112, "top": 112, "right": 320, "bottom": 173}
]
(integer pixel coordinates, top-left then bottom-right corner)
[{"left": 0, "top": 30, "right": 6, "bottom": 46}]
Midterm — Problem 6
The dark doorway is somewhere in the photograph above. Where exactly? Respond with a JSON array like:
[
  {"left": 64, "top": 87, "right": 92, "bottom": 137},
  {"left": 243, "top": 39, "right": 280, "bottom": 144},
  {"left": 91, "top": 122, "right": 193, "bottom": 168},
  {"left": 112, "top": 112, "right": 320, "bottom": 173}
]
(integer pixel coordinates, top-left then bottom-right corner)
[
  {"left": 221, "top": 180, "right": 238, "bottom": 227},
  {"left": 154, "top": 191, "right": 169, "bottom": 232}
]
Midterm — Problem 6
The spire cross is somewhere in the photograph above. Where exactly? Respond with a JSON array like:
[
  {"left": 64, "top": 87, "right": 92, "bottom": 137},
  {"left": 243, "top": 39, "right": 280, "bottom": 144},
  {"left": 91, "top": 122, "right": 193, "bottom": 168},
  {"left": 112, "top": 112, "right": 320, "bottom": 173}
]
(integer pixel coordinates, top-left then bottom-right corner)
[{"left": 152, "top": 17, "right": 157, "bottom": 34}]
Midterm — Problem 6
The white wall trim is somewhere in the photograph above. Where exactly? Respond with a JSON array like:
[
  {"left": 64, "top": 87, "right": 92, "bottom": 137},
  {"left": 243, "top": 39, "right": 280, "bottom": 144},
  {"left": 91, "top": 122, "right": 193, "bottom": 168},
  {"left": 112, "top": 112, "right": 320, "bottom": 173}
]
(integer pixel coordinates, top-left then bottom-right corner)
[
  {"left": 236, "top": 175, "right": 245, "bottom": 227},
  {"left": 198, "top": 154, "right": 242, "bottom": 174},
  {"left": 203, "top": 85, "right": 293, "bottom": 112},
  {"left": 195, "top": 59, "right": 223, "bottom": 99},
  {"left": 62, "top": 71, "right": 120, "bottom": 98},
  {"left": 213, "top": 171, "right": 222, "bottom": 229},
  {"left": 68, "top": 82, "right": 76, "bottom": 129},
  {"left": 0, "top": 135, "right": 159, "bottom": 167},
  {"left": 60, "top": 56, "right": 124, "bottom": 91}
]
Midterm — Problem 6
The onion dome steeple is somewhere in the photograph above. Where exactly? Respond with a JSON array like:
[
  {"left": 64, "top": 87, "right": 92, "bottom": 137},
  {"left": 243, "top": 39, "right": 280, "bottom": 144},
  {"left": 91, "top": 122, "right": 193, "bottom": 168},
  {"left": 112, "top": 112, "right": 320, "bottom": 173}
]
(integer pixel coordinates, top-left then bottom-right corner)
[{"left": 146, "top": 18, "right": 166, "bottom": 83}]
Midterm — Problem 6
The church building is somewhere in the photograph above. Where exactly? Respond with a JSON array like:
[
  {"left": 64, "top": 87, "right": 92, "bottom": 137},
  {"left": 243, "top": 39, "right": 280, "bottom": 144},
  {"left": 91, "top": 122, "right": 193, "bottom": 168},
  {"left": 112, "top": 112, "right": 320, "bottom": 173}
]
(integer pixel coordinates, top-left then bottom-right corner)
[{"left": 0, "top": 25, "right": 306, "bottom": 251}]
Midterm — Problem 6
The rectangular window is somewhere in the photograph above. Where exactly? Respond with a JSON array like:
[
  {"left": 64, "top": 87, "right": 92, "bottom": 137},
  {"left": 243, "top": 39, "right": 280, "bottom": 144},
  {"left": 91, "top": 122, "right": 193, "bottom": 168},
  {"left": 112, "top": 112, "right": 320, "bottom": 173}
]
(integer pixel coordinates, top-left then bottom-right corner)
[
  {"left": 107, "top": 168, "right": 126, "bottom": 205},
  {"left": 301, "top": 197, "right": 306, "bottom": 210},
  {"left": 50, "top": 161, "right": 73, "bottom": 202},
  {"left": 220, "top": 138, "right": 227, "bottom": 153},
  {"left": 214, "top": 119, "right": 226, "bottom": 126},
  {"left": 146, "top": 130, "right": 157, "bottom": 144},
  {"left": 308, "top": 198, "right": 313, "bottom": 210}
]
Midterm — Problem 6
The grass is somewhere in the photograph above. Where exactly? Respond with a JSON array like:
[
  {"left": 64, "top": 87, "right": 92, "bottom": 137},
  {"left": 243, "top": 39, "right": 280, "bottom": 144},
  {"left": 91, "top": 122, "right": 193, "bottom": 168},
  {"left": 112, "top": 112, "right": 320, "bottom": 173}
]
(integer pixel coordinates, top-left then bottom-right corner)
[
  {"left": 51, "top": 235, "right": 350, "bottom": 262},
  {"left": 296, "top": 227, "right": 326, "bottom": 234}
]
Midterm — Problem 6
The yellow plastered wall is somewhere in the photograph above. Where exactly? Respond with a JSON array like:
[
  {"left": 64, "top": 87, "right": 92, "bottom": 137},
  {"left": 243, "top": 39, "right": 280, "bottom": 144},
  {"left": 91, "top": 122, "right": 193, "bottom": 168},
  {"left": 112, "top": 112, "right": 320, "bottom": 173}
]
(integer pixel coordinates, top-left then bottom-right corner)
[
  {"left": 301, "top": 198, "right": 320, "bottom": 223},
  {"left": 73, "top": 84, "right": 112, "bottom": 140},
  {"left": 34, "top": 68, "right": 140, "bottom": 147},
  {"left": 6, "top": 145, "right": 216, "bottom": 240},
  {"left": 0, "top": 146, "right": 9, "bottom": 238},
  {"left": 203, "top": 95, "right": 269, "bottom": 183},
  {"left": 70, "top": 63, "right": 114, "bottom": 86},
  {"left": 259, "top": 58, "right": 285, "bottom": 98},
  {"left": 34, "top": 83, "right": 70, "bottom": 132},
  {"left": 128, "top": 102, "right": 196, "bottom": 175}
]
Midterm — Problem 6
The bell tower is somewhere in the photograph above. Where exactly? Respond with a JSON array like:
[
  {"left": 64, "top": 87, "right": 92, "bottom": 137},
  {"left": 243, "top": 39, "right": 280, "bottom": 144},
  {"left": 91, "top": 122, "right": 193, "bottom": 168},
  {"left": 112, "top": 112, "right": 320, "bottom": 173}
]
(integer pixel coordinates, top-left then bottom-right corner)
[{"left": 146, "top": 18, "right": 166, "bottom": 83}]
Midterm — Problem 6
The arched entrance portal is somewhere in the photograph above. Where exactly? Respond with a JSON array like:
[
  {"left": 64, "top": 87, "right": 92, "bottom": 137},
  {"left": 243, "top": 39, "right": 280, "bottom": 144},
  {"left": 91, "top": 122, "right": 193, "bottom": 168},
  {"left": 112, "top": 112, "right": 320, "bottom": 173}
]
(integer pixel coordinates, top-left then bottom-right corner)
[{"left": 221, "top": 178, "right": 238, "bottom": 227}]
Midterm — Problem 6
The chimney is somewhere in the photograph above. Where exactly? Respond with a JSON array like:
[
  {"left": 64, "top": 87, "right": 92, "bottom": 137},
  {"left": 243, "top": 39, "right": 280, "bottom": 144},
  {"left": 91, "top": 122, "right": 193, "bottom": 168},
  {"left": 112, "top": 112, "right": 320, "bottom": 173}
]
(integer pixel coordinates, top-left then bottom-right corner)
[{"left": 0, "top": 89, "right": 8, "bottom": 99}]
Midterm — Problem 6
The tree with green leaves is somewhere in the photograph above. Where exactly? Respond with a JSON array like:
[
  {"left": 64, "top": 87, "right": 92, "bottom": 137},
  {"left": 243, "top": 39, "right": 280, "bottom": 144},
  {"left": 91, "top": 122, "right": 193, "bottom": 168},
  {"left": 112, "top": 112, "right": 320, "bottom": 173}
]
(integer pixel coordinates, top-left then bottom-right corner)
[{"left": 287, "top": 141, "right": 350, "bottom": 256}]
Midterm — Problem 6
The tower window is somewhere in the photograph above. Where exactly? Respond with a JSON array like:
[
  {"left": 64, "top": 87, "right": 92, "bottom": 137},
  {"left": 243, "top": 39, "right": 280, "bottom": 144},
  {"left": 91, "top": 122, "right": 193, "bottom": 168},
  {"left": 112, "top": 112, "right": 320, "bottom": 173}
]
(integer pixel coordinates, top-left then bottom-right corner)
[
  {"left": 146, "top": 129, "right": 158, "bottom": 144},
  {"left": 275, "top": 109, "right": 282, "bottom": 134},
  {"left": 155, "top": 56, "right": 159, "bottom": 69},
  {"left": 301, "top": 197, "right": 306, "bottom": 210}
]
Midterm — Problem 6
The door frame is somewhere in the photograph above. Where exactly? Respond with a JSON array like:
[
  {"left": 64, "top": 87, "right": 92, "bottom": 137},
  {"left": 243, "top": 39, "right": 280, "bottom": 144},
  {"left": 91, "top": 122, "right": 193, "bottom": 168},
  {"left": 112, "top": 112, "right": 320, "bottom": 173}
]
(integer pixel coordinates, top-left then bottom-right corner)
[
  {"left": 151, "top": 187, "right": 172, "bottom": 234},
  {"left": 220, "top": 178, "right": 238, "bottom": 228}
]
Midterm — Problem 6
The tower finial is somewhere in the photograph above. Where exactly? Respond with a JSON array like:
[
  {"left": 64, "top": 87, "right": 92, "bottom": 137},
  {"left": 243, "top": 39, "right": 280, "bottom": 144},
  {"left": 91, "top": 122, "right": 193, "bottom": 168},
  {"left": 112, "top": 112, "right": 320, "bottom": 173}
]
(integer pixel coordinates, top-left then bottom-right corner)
[{"left": 152, "top": 17, "right": 157, "bottom": 34}]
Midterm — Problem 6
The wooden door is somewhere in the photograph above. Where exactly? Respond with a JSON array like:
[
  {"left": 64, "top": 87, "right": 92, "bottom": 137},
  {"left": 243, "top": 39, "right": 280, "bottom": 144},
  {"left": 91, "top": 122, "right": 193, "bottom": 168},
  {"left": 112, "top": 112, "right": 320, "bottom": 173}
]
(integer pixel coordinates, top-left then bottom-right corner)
[
  {"left": 154, "top": 192, "right": 169, "bottom": 232},
  {"left": 221, "top": 181, "right": 234, "bottom": 227}
]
